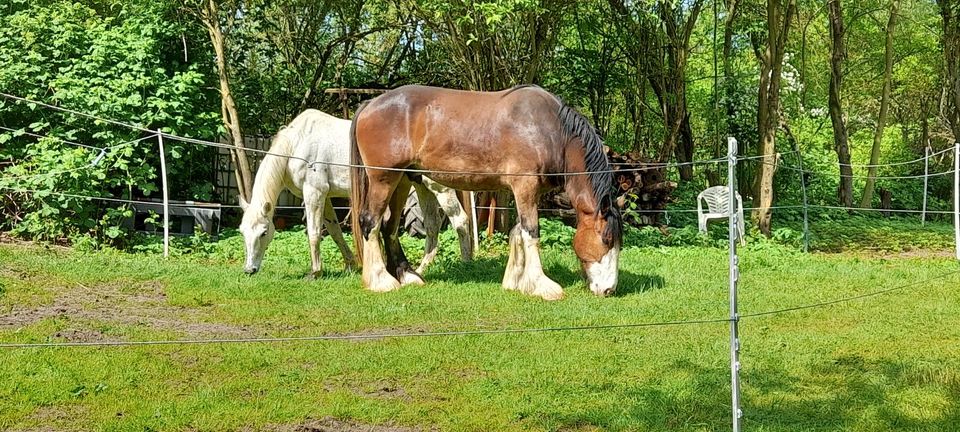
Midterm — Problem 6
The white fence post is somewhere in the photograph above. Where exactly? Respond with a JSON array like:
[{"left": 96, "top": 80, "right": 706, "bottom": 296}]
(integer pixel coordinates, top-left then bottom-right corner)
[
  {"left": 727, "top": 137, "right": 742, "bottom": 432},
  {"left": 954, "top": 142, "right": 959, "bottom": 261},
  {"left": 469, "top": 191, "right": 480, "bottom": 250},
  {"left": 922, "top": 145, "right": 930, "bottom": 225},
  {"left": 158, "top": 130, "right": 170, "bottom": 258},
  {"left": 794, "top": 151, "right": 810, "bottom": 252}
]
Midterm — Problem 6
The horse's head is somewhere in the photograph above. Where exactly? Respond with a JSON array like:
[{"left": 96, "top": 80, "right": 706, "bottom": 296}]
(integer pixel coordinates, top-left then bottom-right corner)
[
  {"left": 238, "top": 197, "right": 275, "bottom": 275},
  {"left": 572, "top": 194, "right": 622, "bottom": 297}
]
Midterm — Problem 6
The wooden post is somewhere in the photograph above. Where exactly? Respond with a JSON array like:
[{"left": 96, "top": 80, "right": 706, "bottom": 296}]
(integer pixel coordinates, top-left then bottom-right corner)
[{"left": 340, "top": 90, "right": 349, "bottom": 119}]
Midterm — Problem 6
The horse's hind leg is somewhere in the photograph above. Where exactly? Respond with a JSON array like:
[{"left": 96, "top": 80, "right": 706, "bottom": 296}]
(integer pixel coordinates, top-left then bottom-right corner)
[
  {"left": 303, "top": 187, "right": 328, "bottom": 279},
  {"left": 502, "top": 223, "right": 526, "bottom": 291},
  {"left": 383, "top": 177, "right": 424, "bottom": 286},
  {"left": 423, "top": 178, "right": 474, "bottom": 262},
  {"left": 359, "top": 171, "right": 403, "bottom": 292},
  {"left": 411, "top": 180, "right": 441, "bottom": 275},
  {"left": 322, "top": 197, "right": 356, "bottom": 272}
]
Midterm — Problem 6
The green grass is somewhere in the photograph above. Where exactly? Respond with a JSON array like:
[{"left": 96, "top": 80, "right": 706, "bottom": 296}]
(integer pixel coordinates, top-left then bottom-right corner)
[{"left": 1, "top": 226, "right": 959, "bottom": 431}]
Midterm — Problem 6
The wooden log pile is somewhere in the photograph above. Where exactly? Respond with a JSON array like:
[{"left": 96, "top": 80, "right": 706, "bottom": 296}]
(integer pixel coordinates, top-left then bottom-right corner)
[
  {"left": 608, "top": 149, "right": 677, "bottom": 227},
  {"left": 539, "top": 148, "right": 677, "bottom": 227}
]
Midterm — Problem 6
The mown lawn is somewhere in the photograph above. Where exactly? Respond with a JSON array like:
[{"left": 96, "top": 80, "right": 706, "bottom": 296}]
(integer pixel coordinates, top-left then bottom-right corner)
[{"left": 1, "top": 224, "right": 959, "bottom": 431}]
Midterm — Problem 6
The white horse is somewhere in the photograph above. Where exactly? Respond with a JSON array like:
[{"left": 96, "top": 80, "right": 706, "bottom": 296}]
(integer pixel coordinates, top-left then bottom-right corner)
[{"left": 239, "top": 109, "right": 474, "bottom": 277}]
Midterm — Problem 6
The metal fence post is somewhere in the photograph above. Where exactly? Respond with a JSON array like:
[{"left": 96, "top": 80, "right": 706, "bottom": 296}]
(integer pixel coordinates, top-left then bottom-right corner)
[
  {"left": 954, "top": 143, "right": 959, "bottom": 261},
  {"left": 727, "top": 137, "right": 742, "bottom": 431},
  {"left": 470, "top": 191, "right": 479, "bottom": 250},
  {"left": 158, "top": 130, "right": 170, "bottom": 258},
  {"left": 922, "top": 145, "right": 930, "bottom": 225},
  {"left": 794, "top": 151, "right": 810, "bottom": 252}
]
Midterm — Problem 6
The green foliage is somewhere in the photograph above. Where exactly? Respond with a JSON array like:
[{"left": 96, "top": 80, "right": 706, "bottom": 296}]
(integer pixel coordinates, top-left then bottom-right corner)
[
  {"left": 1, "top": 0, "right": 955, "bottom": 247},
  {"left": 0, "top": 0, "right": 220, "bottom": 243}
]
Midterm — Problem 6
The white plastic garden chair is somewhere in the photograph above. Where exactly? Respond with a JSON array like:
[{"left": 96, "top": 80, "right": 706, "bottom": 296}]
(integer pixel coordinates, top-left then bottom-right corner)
[{"left": 697, "top": 185, "right": 745, "bottom": 244}]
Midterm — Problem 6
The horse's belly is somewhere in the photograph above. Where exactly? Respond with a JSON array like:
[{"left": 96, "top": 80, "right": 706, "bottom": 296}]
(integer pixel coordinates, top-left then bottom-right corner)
[{"left": 421, "top": 172, "right": 508, "bottom": 192}]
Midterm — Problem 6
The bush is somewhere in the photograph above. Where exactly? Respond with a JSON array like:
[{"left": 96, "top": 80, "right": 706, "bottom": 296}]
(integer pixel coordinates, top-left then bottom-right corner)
[{"left": 0, "top": 0, "right": 220, "bottom": 244}]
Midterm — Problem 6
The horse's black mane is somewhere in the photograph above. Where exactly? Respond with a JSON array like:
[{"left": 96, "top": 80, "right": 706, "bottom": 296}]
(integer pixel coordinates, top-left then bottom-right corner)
[
  {"left": 499, "top": 85, "right": 622, "bottom": 246},
  {"left": 557, "top": 102, "right": 623, "bottom": 247},
  {"left": 502, "top": 84, "right": 541, "bottom": 97}
]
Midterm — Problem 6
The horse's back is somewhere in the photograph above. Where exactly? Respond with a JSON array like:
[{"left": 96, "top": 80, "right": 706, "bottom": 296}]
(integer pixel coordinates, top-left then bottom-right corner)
[
  {"left": 355, "top": 85, "right": 566, "bottom": 190},
  {"left": 280, "top": 109, "right": 352, "bottom": 196}
]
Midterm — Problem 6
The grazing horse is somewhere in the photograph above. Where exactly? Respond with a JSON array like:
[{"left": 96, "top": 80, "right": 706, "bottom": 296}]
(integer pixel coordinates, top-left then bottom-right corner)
[
  {"left": 350, "top": 85, "right": 622, "bottom": 300},
  {"left": 239, "top": 109, "right": 474, "bottom": 278}
]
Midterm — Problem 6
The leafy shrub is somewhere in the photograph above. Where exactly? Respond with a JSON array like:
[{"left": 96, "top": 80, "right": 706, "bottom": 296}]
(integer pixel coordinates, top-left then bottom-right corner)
[{"left": 0, "top": 0, "right": 219, "bottom": 244}]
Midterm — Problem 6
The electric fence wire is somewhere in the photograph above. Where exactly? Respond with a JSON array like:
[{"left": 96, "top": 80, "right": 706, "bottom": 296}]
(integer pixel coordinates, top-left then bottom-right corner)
[
  {"left": 0, "top": 317, "right": 732, "bottom": 348},
  {"left": 2, "top": 267, "right": 957, "bottom": 349}
]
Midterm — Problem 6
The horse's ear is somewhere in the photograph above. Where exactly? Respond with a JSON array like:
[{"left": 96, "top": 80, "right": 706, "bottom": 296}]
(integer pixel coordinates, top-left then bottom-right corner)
[{"left": 239, "top": 196, "right": 249, "bottom": 211}]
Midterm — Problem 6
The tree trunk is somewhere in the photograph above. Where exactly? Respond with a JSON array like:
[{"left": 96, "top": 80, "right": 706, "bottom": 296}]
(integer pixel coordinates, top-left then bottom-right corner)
[
  {"left": 659, "top": 0, "right": 702, "bottom": 182},
  {"left": 879, "top": 188, "right": 893, "bottom": 217},
  {"left": 676, "top": 111, "right": 695, "bottom": 180},
  {"left": 828, "top": 0, "right": 854, "bottom": 207},
  {"left": 753, "top": 0, "right": 796, "bottom": 236},
  {"left": 724, "top": 0, "right": 752, "bottom": 192},
  {"left": 940, "top": 1, "right": 960, "bottom": 141},
  {"left": 861, "top": 0, "right": 900, "bottom": 208},
  {"left": 200, "top": 0, "right": 253, "bottom": 203},
  {"left": 608, "top": 0, "right": 701, "bottom": 180}
]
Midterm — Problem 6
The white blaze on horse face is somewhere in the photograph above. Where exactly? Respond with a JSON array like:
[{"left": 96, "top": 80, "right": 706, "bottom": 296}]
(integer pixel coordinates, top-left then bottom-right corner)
[{"left": 585, "top": 246, "right": 619, "bottom": 297}]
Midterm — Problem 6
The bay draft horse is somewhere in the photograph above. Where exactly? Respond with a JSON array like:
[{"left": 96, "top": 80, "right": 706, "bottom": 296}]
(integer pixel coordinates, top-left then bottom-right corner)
[
  {"left": 350, "top": 85, "right": 622, "bottom": 300},
  {"left": 238, "top": 109, "right": 474, "bottom": 278}
]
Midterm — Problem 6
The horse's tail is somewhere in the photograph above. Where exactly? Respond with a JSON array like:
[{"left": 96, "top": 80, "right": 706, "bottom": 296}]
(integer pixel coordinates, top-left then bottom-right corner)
[{"left": 350, "top": 100, "right": 371, "bottom": 263}]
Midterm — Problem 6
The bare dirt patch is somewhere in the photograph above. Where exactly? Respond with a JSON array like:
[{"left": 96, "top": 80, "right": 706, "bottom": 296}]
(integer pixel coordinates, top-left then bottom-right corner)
[
  {"left": 361, "top": 381, "right": 412, "bottom": 401},
  {"left": 0, "top": 279, "right": 257, "bottom": 341},
  {"left": 254, "top": 416, "right": 432, "bottom": 432}
]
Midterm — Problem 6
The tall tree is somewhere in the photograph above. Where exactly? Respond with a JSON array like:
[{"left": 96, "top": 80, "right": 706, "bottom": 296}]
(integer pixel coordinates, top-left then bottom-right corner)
[
  {"left": 719, "top": 0, "right": 743, "bottom": 188},
  {"left": 189, "top": 0, "right": 253, "bottom": 203},
  {"left": 608, "top": 0, "right": 704, "bottom": 180},
  {"left": 753, "top": 0, "right": 797, "bottom": 236},
  {"left": 413, "top": 0, "right": 569, "bottom": 91},
  {"left": 941, "top": 0, "right": 960, "bottom": 141},
  {"left": 860, "top": 0, "right": 900, "bottom": 208},
  {"left": 828, "top": 0, "right": 854, "bottom": 207}
]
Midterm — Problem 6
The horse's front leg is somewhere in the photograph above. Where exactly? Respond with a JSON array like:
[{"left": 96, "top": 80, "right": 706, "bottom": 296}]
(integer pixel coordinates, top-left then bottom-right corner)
[
  {"left": 383, "top": 177, "right": 424, "bottom": 286},
  {"left": 507, "top": 182, "right": 563, "bottom": 301},
  {"left": 359, "top": 171, "right": 404, "bottom": 292},
  {"left": 423, "top": 177, "right": 474, "bottom": 262},
  {"left": 322, "top": 197, "right": 357, "bottom": 272},
  {"left": 303, "top": 188, "right": 327, "bottom": 279}
]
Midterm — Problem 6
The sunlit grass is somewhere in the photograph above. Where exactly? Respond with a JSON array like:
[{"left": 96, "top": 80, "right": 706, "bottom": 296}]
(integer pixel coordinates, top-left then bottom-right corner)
[{"left": 1, "top": 225, "right": 959, "bottom": 431}]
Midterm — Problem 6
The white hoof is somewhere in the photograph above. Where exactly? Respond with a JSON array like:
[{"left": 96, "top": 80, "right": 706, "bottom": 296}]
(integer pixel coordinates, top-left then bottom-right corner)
[
  {"left": 502, "top": 266, "right": 523, "bottom": 291},
  {"left": 364, "top": 268, "right": 401, "bottom": 293},
  {"left": 528, "top": 276, "right": 564, "bottom": 301},
  {"left": 399, "top": 270, "right": 425, "bottom": 286}
]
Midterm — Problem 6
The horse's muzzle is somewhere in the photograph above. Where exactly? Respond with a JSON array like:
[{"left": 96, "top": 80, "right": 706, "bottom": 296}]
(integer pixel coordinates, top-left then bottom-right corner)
[{"left": 244, "top": 266, "right": 259, "bottom": 275}]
